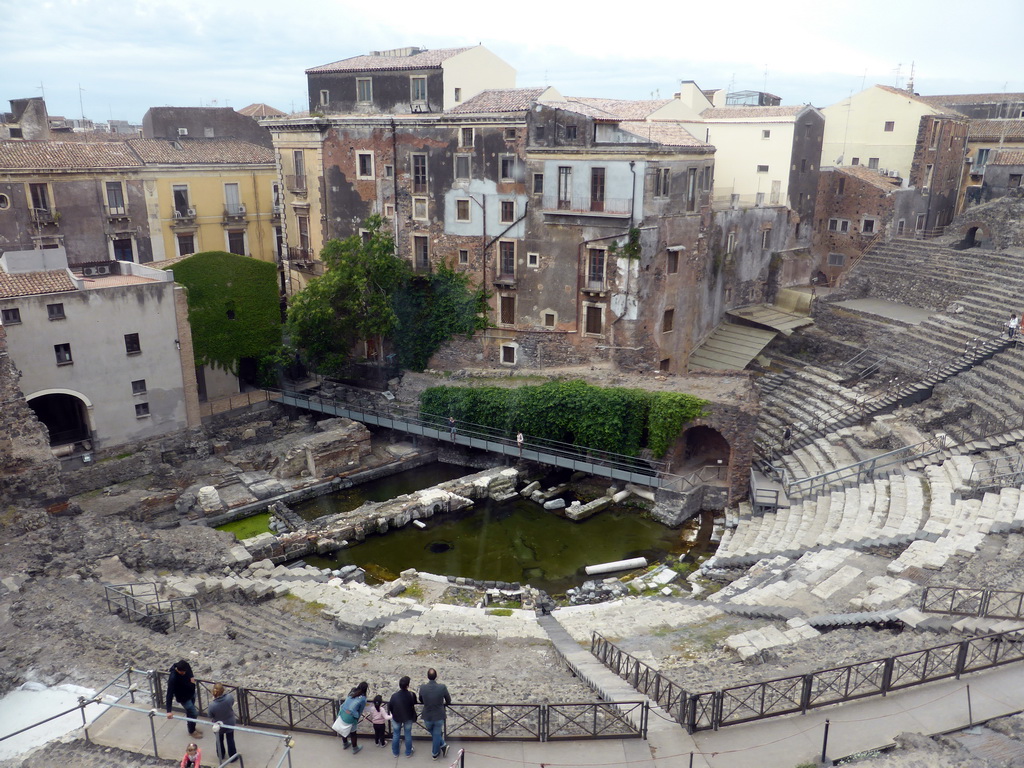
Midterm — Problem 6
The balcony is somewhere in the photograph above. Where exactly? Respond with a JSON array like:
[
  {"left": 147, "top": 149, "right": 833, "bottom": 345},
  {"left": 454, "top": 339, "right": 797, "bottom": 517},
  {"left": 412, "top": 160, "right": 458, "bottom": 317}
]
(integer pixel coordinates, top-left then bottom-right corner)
[
  {"left": 271, "top": 204, "right": 283, "bottom": 221},
  {"left": 171, "top": 207, "right": 197, "bottom": 226},
  {"left": 287, "top": 246, "right": 314, "bottom": 261},
  {"left": 285, "top": 174, "right": 307, "bottom": 194},
  {"left": 31, "top": 207, "right": 58, "bottom": 226},
  {"left": 105, "top": 205, "right": 129, "bottom": 221},
  {"left": 223, "top": 203, "right": 247, "bottom": 223},
  {"left": 541, "top": 195, "right": 632, "bottom": 217}
]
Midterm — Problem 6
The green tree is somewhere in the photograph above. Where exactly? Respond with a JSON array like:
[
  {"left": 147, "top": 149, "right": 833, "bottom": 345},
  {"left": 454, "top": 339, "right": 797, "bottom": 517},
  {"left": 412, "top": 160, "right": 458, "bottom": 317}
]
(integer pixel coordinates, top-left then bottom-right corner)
[{"left": 286, "top": 216, "right": 410, "bottom": 373}]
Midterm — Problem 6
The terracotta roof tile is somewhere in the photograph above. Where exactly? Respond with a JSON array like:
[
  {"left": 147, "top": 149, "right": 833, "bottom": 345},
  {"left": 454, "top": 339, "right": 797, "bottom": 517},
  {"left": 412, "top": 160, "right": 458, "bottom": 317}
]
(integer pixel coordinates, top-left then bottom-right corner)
[
  {"left": 968, "top": 119, "right": 1024, "bottom": 141},
  {"left": 0, "top": 269, "right": 77, "bottom": 299},
  {"left": 0, "top": 140, "right": 143, "bottom": 170},
  {"left": 834, "top": 164, "right": 902, "bottom": 190},
  {"left": 990, "top": 149, "right": 1024, "bottom": 166},
  {"left": 618, "top": 121, "right": 708, "bottom": 148},
  {"left": 700, "top": 105, "right": 808, "bottom": 119},
  {"left": 567, "top": 98, "right": 674, "bottom": 120},
  {"left": 238, "top": 103, "right": 286, "bottom": 118},
  {"left": 874, "top": 85, "right": 949, "bottom": 110},
  {"left": 126, "top": 138, "right": 274, "bottom": 165},
  {"left": 922, "top": 93, "right": 1024, "bottom": 107},
  {"left": 448, "top": 88, "right": 547, "bottom": 114},
  {"left": 307, "top": 47, "right": 471, "bottom": 74}
]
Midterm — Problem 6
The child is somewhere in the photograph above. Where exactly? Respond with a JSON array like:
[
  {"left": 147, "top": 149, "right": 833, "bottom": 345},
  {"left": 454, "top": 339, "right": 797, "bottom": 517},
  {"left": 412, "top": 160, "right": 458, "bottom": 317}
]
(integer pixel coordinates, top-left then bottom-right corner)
[
  {"left": 180, "top": 743, "right": 201, "bottom": 768},
  {"left": 363, "top": 694, "right": 392, "bottom": 747}
]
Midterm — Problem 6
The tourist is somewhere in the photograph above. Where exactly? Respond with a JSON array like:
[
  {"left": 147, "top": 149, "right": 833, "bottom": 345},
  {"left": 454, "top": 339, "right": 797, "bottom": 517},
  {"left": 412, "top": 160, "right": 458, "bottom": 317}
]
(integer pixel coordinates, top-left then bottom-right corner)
[
  {"left": 335, "top": 681, "right": 368, "bottom": 754},
  {"left": 449, "top": 415, "right": 457, "bottom": 441},
  {"left": 165, "top": 659, "right": 203, "bottom": 738},
  {"left": 1008, "top": 314, "right": 1018, "bottom": 339},
  {"left": 418, "top": 668, "right": 451, "bottom": 760},
  {"left": 388, "top": 675, "right": 418, "bottom": 758},
  {"left": 516, "top": 430, "right": 524, "bottom": 456},
  {"left": 207, "top": 682, "right": 237, "bottom": 762},
  {"left": 364, "top": 694, "right": 392, "bottom": 748},
  {"left": 180, "top": 742, "right": 201, "bottom": 768}
]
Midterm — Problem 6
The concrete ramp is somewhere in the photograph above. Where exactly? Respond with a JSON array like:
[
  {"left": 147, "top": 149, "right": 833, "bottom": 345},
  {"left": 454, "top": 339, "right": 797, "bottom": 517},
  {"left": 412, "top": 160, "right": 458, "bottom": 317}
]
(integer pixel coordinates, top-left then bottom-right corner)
[
  {"left": 689, "top": 324, "right": 778, "bottom": 371},
  {"left": 727, "top": 302, "right": 814, "bottom": 336}
]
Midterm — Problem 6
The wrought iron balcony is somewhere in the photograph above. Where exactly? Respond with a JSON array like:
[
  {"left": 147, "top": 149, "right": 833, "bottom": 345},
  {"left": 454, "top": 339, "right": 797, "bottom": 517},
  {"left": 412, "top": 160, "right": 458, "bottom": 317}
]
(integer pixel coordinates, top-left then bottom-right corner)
[
  {"left": 223, "top": 203, "right": 247, "bottom": 221},
  {"left": 31, "top": 207, "right": 58, "bottom": 225},
  {"left": 105, "top": 205, "right": 128, "bottom": 219},
  {"left": 541, "top": 195, "right": 631, "bottom": 216},
  {"left": 285, "top": 174, "right": 307, "bottom": 193}
]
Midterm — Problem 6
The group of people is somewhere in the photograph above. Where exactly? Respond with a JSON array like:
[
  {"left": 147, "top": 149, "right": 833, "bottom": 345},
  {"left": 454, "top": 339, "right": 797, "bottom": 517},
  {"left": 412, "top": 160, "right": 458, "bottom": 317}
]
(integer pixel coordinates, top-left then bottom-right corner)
[
  {"left": 333, "top": 668, "right": 452, "bottom": 759},
  {"left": 165, "top": 659, "right": 238, "bottom": 767}
]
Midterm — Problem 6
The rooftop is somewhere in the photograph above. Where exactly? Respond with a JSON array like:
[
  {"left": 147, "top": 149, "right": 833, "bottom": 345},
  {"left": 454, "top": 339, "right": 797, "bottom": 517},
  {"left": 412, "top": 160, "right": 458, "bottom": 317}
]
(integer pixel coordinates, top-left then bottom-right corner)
[
  {"left": 306, "top": 47, "right": 472, "bottom": 74},
  {"left": 0, "top": 137, "right": 273, "bottom": 170},
  {"left": 126, "top": 138, "right": 274, "bottom": 165},
  {"left": 238, "top": 103, "right": 287, "bottom": 118},
  {"left": 990, "top": 149, "right": 1024, "bottom": 166},
  {"left": 968, "top": 119, "right": 1024, "bottom": 142},
  {"left": 701, "top": 105, "right": 809, "bottom": 120},
  {"left": 0, "top": 269, "right": 77, "bottom": 299},
  {"left": 921, "top": 92, "right": 1024, "bottom": 107},
  {"left": 834, "top": 164, "right": 902, "bottom": 190},
  {"left": 448, "top": 88, "right": 548, "bottom": 114}
]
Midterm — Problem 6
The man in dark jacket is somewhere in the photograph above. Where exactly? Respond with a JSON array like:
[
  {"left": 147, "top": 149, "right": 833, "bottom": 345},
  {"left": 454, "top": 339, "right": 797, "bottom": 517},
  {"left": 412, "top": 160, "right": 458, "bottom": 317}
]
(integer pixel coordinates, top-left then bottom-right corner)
[
  {"left": 418, "top": 668, "right": 451, "bottom": 760},
  {"left": 388, "top": 675, "right": 418, "bottom": 758},
  {"left": 165, "top": 659, "right": 202, "bottom": 737}
]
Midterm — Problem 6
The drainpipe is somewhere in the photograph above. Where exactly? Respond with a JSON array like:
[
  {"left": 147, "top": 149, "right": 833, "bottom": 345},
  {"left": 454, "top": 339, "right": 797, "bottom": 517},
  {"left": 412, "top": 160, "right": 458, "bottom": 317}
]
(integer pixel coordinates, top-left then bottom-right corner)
[{"left": 390, "top": 119, "right": 400, "bottom": 243}]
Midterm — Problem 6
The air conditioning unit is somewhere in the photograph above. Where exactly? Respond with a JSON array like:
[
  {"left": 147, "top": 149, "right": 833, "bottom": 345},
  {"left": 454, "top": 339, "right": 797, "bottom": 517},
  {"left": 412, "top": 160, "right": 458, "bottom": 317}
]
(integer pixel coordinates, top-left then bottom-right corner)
[
  {"left": 187, "top": 207, "right": 196, "bottom": 216},
  {"left": 178, "top": 128, "right": 188, "bottom": 136},
  {"left": 236, "top": 204, "right": 246, "bottom": 215},
  {"left": 81, "top": 264, "right": 112, "bottom": 277}
]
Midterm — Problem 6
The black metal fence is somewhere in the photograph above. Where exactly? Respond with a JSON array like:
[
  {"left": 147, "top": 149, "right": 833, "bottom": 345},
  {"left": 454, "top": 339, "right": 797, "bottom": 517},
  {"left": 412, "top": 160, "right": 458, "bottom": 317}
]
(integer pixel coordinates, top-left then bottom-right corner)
[
  {"left": 150, "top": 673, "right": 645, "bottom": 741},
  {"left": 104, "top": 583, "right": 199, "bottom": 631},
  {"left": 922, "top": 585, "right": 1024, "bottom": 620},
  {"left": 593, "top": 627, "right": 1024, "bottom": 732}
]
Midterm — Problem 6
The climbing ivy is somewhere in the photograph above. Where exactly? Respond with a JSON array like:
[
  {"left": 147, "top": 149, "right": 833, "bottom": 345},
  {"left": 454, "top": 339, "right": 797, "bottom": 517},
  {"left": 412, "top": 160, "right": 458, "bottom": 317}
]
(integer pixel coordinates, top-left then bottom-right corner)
[
  {"left": 162, "top": 251, "right": 281, "bottom": 375},
  {"left": 420, "top": 380, "right": 706, "bottom": 458},
  {"left": 608, "top": 227, "right": 643, "bottom": 260}
]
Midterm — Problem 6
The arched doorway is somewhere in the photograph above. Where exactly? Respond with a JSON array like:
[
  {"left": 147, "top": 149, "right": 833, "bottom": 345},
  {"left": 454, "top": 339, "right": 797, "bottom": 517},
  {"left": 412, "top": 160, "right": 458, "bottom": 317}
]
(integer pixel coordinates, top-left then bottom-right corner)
[
  {"left": 27, "top": 392, "right": 90, "bottom": 447},
  {"left": 679, "top": 425, "right": 731, "bottom": 469},
  {"left": 962, "top": 227, "right": 979, "bottom": 249}
]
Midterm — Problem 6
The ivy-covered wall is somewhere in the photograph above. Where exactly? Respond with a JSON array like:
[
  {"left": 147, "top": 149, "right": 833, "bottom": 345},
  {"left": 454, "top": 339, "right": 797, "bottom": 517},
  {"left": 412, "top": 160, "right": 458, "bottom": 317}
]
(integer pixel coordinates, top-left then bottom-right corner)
[
  {"left": 163, "top": 252, "right": 281, "bottom": 374},
  {"left": 420, "top": 380, "right": 706, "bottom": 458}
]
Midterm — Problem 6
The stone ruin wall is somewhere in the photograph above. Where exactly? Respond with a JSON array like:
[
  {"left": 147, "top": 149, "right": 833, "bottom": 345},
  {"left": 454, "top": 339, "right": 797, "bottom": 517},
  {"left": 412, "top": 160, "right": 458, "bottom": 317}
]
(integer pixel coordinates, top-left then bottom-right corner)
[{"left": 0, "top": 324, "right": 69, "bottom": 526}]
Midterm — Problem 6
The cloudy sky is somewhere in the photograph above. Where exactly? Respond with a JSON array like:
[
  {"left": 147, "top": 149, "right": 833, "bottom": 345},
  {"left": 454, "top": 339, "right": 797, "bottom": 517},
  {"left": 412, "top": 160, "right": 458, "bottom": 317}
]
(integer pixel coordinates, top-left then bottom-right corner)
[{"left": 3, "top": 0, "right": 1022, "bottom": 125}]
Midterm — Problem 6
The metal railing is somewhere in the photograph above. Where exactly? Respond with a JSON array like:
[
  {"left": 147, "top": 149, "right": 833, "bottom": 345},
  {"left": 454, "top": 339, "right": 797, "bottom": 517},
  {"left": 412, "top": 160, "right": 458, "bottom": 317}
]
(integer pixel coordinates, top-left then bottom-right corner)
[
  {"left": 968, "top": 453, "right": 1024, "bottom": 491},
  {"left": 541, "top": 195, "right": 632, "bottom": 215},
  {"left": 922, "top": 586, "right": 1024, "bottom": 620},
  {"left": 104, "top": 582, "right": 199, "bottom": 631},
  {"left": 592, "top": 627, "right": 1024, "bottom": 733},
  {"left": 149, "top": 672, "right": 643, "bottom": 741},
  {"left": 591, "top": 633, "right": 688, "bottom": 728}
]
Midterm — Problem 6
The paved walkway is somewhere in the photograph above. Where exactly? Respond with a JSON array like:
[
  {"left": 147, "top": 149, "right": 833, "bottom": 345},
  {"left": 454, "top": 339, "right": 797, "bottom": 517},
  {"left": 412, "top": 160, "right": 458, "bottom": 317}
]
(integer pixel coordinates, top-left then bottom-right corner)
[{"left": 78, "top": 657, "right": 1024, "bottom": 768}]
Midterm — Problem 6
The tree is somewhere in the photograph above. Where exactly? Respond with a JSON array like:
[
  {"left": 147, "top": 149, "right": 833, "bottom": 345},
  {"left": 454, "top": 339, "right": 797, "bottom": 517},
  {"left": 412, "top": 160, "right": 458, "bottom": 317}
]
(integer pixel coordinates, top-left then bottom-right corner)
[{"left": 286, "top": 216, "right": 410, "bottom": 374}]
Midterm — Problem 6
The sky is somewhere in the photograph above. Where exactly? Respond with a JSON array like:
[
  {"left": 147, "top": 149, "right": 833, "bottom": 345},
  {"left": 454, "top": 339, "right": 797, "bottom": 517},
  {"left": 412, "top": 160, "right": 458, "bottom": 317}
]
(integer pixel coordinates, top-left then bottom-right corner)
[{"left": 3, "top": 0, "right": 1023, "bottom": 126}]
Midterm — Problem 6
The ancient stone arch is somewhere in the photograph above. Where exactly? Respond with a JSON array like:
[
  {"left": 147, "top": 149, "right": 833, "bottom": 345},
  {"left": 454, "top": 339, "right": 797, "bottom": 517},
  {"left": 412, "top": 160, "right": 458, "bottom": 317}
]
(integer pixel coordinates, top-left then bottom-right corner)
[
  {"left": 955, "top": 221, "right": 992, "bottom": 249},
  {"left": 26, "top": 389, "right": 93, "bottom": 447}
]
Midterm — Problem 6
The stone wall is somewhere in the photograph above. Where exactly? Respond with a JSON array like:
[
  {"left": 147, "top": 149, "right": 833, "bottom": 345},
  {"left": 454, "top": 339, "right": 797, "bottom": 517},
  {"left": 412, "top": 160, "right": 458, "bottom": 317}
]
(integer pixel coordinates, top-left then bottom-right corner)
[
  {"left": 0, "top": 324, "right": 69, "bottom": 524},
  {"left": 950, "top": 194, "right": 1024, "bottom": 252}
]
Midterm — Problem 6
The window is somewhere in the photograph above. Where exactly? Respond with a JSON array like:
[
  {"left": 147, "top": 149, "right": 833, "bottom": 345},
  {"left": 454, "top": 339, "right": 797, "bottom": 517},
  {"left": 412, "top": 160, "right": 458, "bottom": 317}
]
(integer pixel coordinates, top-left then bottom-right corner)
[
  {"left": 800, "top": 158, "right": 808, "bottom": 173},
  {"left": 667, "top": 251, "right": 678, "bottom": 274},
  {"left": 384, "top": 165, "right": 394, "bottom": 178},
  {"left": 410, "top": 76, "right": 427, "bottom": 103},
  {"left": 587, "top": 248, "right": 605, "bottom": 288},
  {"left": 770, "top": 180, "right": 781, "bottom": 205},
  {"left": 828, "top": 252, "right": 846, "bottom": 267},
  {"left": 686, "top": 167, "right": 697, "bottom": 212},
  {"left": 135, "top": 402, "right": 150, "bottom": 418},
  {"left": 30, "top": 183, "right": 50, "bottom": 212},
  {"left": 503, "top": 127, "right": 516, "bottom": 141},
  {"left": 590, "top": 167, "right": 606, "bottom": 212},
  {"left": 916, "top": 214, "right": 926, "bottom": 231},
  {"left": 535, "top": 125, "right": 545, "bottom": 141},
  {"left": 177, "top": 233, "right": 195, "bottom": 256},
  {"left": 54, "top": 343, "right": 72, "bottom": 365},
  {"left": 357, "top": 78, "right": 372, "bottom": 103},
  {"left": 297, "top": 215, "right": 310, "bottom": 252},
  {"left": 532, "top": 173, "right": 544, "bottom": 194},
  {"left": 412, "top": 154, "right": 428, "bottom": 194},
  {"left": 761, "top": 229, "right": 772, "bottom": 249},
  {"left": 456, "top": 199, "right": 471, "bottom": 222},
  {"left": 1, "top": 307, "right": 21, "bottom": 325},
  {"left": 384, "top": 203, "right": 395, "bottom": 218},
  {"left": 412, "top": 197, "right": 428, "bottom": 220},
  {"left": 726, "top": 231, "right": 736, "bottom": 253},
  {"left": 455, "top": 155, "right": 471, "bottom": 180},
  {"left": 884, "top": 121, "right": 895, "bottom": 132},
  {"left": 756, "top": 164, "right": 769, "bottom": 173},
  {"left": 924, "top": 164, "right": 934, "bottom": 191},
  {"left": 501, "top": 344, "right": 516, "bottom": 365},
  {"left": 851, "top": 157, "right": 860, "bottom": 166},
  {"left": 655, "top": 168, "right": 670, "bottom": 197},
  {"left": 319, "top": 89, "right": 329, "bottom": 107},
  {"left": 756, "top": 192, "right": 765, "bottom": 206},
  {"left": 543, "top": 311, "right": 556, "bottom": 328},
  {"left": 124, "top": 333, "right": 141, "bottom": 355},
  {"left": 499, "top": 295, "right": 516, "bottom": 325},
  {"left": 454, "top": 87, "right": 462, "bottom": 102},
  {"left": 413, "top": 236, "right": 429, "bottom": 270},
  {"left": 500, "top": 200, "right": 515, "bottom": 222},
  {"left": 460, "top": 127, "right": 473, "bottom": 147},
  {"left": 557, "top": 166, "right": 572, "bottom": 209},
  {"left": 828, "top": 218, "right": 850, "bottom": 233},
  {"left": 1010, "top": 174, "right": 1023, "bottom": 189},
  {"left": 204, "top": 127, "right": 214, "bottom": 138},
  {"left": 458, "top": 249, "right": 469, "bottom": 265},
  {"left": 527, "top": 252, "right": 539, "bottom": 268},
  {"left": 500, "top": 155, "right": 516, "bottom": 181},
  {"left": 357, "top": 152, "right": 374, "bottom": 179},
  {"left": 862, "top": 218, "right": 877, "bottom": 234},
  {"left": 837, "top": 177, "right": 846, "bottom": 194},
  {"left": 565, "top": 125, "right": 577, "bottom": 140},
  {"left": 762, "top": 129, "right": 771, "bottom": 139},
  {"left": 0, "top": 193, "right": 9, "bottom": 210},
  {"left": 106, "top": 181, "right": 126, "bottom": 215},
  {"left": 663, "top": 308, "right": 674, "bottom": 333},
  {"left": 47, "top": 303, "right": 65, "bottom": 320},
  {"left": 868, "top": 157, "right": 879, "bottom": 170},
  {"left": 113, "top": 238, "right": 134, "bottom": 261},
  {"left": 131, "top": 379, "right": 147, "bottom": 395},
  {"left": 584, "top": 305, "right": 603, "bottom": 335},
  {"left": 499, "top": 240, "right": 516, "bottom": 277},
  {"left": 897, "top": 219, "right": 906, "bottom": 236},
  {"left": 227, "top": 230, "right": 245, "bottom": 255}
]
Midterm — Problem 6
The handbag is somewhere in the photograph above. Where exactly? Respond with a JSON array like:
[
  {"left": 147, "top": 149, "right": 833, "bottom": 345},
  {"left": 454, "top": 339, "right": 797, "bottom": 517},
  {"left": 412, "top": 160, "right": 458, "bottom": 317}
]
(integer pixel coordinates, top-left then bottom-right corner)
[{"left": 332, "top": 714, "right": 354, "bottom": 738}]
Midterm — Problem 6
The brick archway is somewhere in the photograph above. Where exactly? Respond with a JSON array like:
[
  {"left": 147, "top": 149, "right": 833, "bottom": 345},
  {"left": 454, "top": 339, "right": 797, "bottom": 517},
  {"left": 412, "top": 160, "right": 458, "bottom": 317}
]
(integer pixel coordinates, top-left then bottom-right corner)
[{"left": 957, "top": 221, "right": 992, "bottom": 248}]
